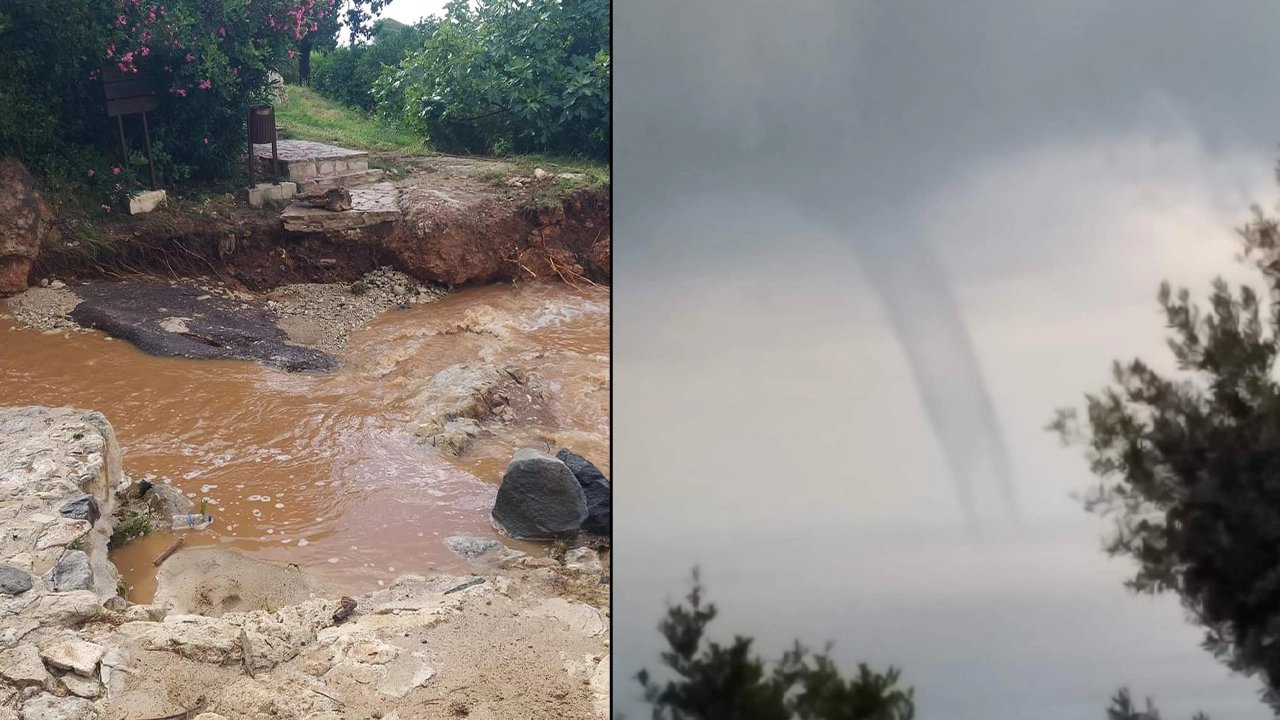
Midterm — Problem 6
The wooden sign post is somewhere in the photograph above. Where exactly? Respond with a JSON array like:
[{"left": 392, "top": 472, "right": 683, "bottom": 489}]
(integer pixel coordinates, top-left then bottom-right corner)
[{"left": 103, "top": 66, "right": 159, "bottom": 189}]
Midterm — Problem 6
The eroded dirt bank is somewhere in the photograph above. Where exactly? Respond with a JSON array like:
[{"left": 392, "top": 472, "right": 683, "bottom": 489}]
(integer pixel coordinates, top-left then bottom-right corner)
[
  {"left": 31, "top": 156, "right": 610, "bottom": 292},
  {"left": 0, "top": 407, "right": 609, "bottom": 720}
]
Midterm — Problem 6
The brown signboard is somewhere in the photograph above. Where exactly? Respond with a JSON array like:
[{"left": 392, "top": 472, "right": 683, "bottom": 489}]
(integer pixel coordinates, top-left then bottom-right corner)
[{"left": 102, "top": 66, "right": 158, "bottom": 188}]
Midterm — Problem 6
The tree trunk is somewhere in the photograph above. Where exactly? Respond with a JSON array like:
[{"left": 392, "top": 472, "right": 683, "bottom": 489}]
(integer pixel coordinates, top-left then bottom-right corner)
[{"left": 299, "top": 40, "right": 312, "bottom": 83}]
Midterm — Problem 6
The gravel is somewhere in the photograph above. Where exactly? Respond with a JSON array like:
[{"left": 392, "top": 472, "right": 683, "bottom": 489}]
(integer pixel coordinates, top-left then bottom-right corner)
[
  {"left": 269, "top": 267, "right": 446, "bottom": 353},
  {"left": 3, "top": 285, "right": 83, "bottom": 332},
  {"left": 5, "top": 268, "right": 446, "bottom": 355}
]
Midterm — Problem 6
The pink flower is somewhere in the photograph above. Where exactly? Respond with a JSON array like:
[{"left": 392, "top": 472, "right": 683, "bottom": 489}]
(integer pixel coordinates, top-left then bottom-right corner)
[
  {"left": 117, "top": 63, "right": 128, "bottom": 72},
  {"left": 116, "top": 14, "right": 127, "bottom": 26},
  {"left": 185, "top": 53, "right": 196, "bottom": 62},
  {"left": 141, "top": 31, "right": 151, "bottom": 43},
  {"left": 310, "top": 22, "right": 318, "bottom": 31},
  {"left": 86, "top": 169, "right": 95, "bottom": 177},
  {"left": 288, "top": 49, "right": 295, "bottom": 59},
  {"left": 121, "top": 51, "right": 134, "bottom": 62},
  {"left": 112, "top": 167, "right": 121, "bottom": 175},
  {"left": 218, "top": 26, "right": 226, "bottom": 37},
  {"left": 141, "top": 47, "right": 150, "bottom": 57},
  {"left": 198, "top": 79, "right": 211, "bottom": 90},
  {"left": 105, "top": 44, "right": 115, "bottom": 58}
]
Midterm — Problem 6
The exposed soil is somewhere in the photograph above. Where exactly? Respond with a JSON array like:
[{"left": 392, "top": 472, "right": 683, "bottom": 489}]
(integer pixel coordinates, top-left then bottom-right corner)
[{"left": 32, "top": 154, "right": 610, "bottom": 293}]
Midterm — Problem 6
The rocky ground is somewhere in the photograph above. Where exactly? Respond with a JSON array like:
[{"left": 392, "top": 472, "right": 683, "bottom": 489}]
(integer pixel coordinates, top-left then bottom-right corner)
[
  {"left": 268, "top": 267, "right": 446, "bottom": 354},
  {"left": 2, "top": 267, "right": 446, "bottom": 364},
  {"left": 3, "top": 283, "right": 80, "bottom": 332},
  {"left": 0, "top": 406, "right": 610, "bottom": 720}
]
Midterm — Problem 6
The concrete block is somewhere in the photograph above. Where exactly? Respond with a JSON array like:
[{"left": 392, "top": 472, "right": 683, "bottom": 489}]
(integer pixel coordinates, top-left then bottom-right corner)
[
  {"left": 128, "top": 190, "right": 166, "bottom": 215},
  {"left": 284, "top": 161, "right": 315, "bottom": 182},
  {"left": 246, "top": 181, "right": 297, "bottom": 208}
]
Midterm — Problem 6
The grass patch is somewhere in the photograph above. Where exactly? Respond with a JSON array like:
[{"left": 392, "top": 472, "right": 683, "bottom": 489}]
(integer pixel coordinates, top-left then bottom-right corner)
[
  {"left": 476, "top": 154, "right": 610, "bottom": 212},
  {"left": 275, "top": 85, "right": 429, "bottom": 155},
  {"left": 508, "top": 154, "right": 610, "bottom": 187}
]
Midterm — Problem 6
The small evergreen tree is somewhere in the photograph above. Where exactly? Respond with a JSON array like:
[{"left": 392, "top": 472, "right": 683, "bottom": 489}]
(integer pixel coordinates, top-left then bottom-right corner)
[
  {"left": 638, "top": 570, "right": 914, "bottom": 720},
  {"left": 1106, "top": 688, "right": 1210, "bottom": 720}
]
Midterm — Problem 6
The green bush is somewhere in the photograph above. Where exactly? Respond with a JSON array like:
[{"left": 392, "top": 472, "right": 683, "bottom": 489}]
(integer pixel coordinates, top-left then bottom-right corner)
[
  {"left": 311, "top": 19, "right": 417, "bottom": 111},
  {"left": 374, "top": 0, "right": 609, "bottom": 159},
  {"left": 0, "top": 0, "right": 342, "bottom": 209}
]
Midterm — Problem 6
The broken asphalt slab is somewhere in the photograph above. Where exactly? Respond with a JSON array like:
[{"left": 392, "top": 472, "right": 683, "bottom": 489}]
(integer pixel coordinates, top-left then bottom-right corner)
[{"left": 69, "top": 280, "right": 336, "bottom": 372}]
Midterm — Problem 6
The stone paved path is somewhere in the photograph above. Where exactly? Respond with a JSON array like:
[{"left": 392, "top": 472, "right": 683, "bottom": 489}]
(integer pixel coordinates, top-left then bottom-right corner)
[
  {"left": 251, "top": 140, "right": 365, "bottom": 162},
  {"left": 281, "top": 182, "right": 400, "bottom": 232}
]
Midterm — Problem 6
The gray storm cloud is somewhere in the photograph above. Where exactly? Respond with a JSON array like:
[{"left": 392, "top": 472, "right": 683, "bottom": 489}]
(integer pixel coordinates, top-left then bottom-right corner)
[{"left": 620, "top": 0, "right": 1280, "bottom": 525}]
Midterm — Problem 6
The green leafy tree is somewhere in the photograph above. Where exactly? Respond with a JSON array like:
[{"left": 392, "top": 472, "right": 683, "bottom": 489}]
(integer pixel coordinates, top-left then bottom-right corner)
[
  {"left": 374, "top": 0, "right": 609, "bottom": 158},
  {"left": 296, "top": 0, "right": 392, "bottom": 82},
  {"left": 1051, "top": 197, "right": 1280, "bottom": 710},
  {"left": 638, "top": 570, "right": 915, "bottom": 720},
  {"left": 311, "top": 17, "right": 418, "bottom": 110}
]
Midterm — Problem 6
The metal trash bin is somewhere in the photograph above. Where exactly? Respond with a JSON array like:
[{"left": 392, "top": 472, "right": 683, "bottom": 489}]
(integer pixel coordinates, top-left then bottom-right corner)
[{"left": 248, "top": 105, "right": 279, "bottom": 186}]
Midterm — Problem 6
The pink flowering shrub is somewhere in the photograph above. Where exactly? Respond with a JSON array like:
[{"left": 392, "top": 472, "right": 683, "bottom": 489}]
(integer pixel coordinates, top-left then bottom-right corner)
[
  {"left": 0, "top": 0, "right": 338, "bottom": 210},
  {"left": 101, "top": 0, "right": 339, "bottom": 181}
]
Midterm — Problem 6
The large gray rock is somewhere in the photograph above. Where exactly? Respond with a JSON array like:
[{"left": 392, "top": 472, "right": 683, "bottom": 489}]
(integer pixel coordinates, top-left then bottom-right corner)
[
  {"left": 413, "top": 363, "right": 504, "bottom": 455},
  {"left": 0, "top": 158, "right": 57, "bottom": 297},
  {"left": 43, "top": 550, "right": 93, "bottom": 592},
  {"left": 0, "top": 565, "right": 32, "bottom": 596},
  {"left": 491, "top": 449, "right": 587, "bottom": 539},
  {"left": 555, "top": 448, "right": 611, "bottom": 535}
]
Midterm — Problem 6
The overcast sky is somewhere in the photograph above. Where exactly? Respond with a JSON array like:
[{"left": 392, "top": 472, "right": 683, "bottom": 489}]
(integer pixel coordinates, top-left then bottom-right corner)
[
  {"left": 378, "top": 0, "right": 449, "bottom": 25},
  {"left": 616, "top": 1, "right": 1280, "bottom": 718}
]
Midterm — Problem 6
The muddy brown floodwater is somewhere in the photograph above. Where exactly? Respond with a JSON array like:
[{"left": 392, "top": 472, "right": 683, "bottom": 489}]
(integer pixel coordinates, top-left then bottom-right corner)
[{"left": 0, "top": 281, "right": 609, "bottom": 602}]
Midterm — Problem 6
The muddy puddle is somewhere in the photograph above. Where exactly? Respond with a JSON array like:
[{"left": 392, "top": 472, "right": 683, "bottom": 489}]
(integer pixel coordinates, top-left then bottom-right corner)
[{"left": 0, "top": 281, "right": 609, "bottom": 602}]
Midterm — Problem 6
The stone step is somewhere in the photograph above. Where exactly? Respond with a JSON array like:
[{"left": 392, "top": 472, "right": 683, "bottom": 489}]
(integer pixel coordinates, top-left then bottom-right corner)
[
  {"left": 251, "top": 139, "right": 369, "bottom": 183},
  {"left": 280, "top": 182, "right": 400, "bottom": 232},
  {"left": 296, "top": 168, "right": 386, "bottom": 193}
]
